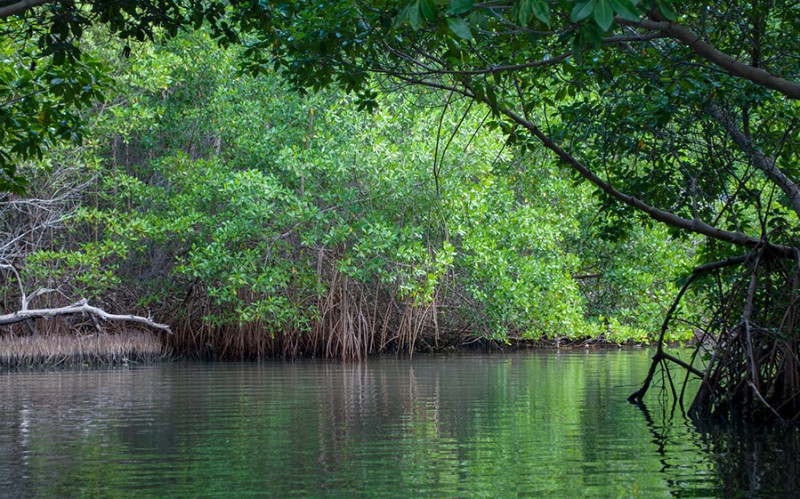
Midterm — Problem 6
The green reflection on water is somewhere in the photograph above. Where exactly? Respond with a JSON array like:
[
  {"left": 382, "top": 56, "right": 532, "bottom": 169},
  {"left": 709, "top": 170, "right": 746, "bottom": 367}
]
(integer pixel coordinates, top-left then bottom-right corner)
[{"left": 0, "top": 350, "right": 797, "bottom": 497}]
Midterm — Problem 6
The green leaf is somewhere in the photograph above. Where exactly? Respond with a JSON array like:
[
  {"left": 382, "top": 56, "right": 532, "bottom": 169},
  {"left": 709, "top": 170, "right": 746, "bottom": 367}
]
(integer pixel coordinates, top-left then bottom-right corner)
[
  {"left": 658, "top": 0, "right": 676, "bottom": 21},
  {"left": 53, "top": 49, "right": 66, "bottom": 66},
  {"left": 531, "top": 0, "right": 552, "bottom": 25},
  {"left": 409, "top": 0, "right": 422, "bottom": 29},
  {"left": 517, "top": 0, "right": 532, "bottom": 25},
  {"left": 420, "top": 0, "right": 437, "bottom": 22},
  {"left": 593, "top": 0, "right": 614, "bottom": 31},
  {"left": 570, "top": 0, "right": 596, "bottom": 23},
  {"left": 609, "top": 0, "right": 640, "bottom": 22},
  {"left": 446, "top": 16, "right": 473, "bottom": 39},
  {"left": 485, "top": 83, "right": 498, "bottom": 111},
  {"left": 517, "top": 0, "right": 550, "bottom": 26},
  {"left": 446, "top": 0, "right": 473, "bottom": 16}
]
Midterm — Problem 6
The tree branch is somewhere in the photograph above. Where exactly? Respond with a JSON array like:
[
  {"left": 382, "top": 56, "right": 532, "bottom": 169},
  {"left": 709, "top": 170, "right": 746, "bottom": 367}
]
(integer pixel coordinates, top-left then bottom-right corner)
[
  {"left": 0, "top": 298, "right": 172, "bottom": 333},
  {"left": 708, "top": 103, "right": 800, "bottom": 219},
  {"left": 618, "top": 17, "right": 800, "bottom": 100},
  {"left": 0, "top": 0, "right": 52, "bottom": 19},
  {"left": 499, "top": 106, "right": 794, "bottom": 256},
  {"left": 386, "top": 70, "right": 793, "bottom": 255},
  {"left": 660, "top": 350, "right": 705, "bottom": 378},
  {"left": 0, "top": 263, "right": 26, "bottom": 309},
  {"left": 22, "top": 287, "right": 55, "bottom": 310},
  {"left": 628, "top": 253, "right": 754, "bottom": 403}
]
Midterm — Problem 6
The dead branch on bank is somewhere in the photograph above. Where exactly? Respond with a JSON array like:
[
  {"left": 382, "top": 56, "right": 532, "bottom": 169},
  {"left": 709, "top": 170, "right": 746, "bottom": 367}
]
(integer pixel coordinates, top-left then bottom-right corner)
[
  {"left": 0, "top": 298, "right": 171, "bottom": 332},
  {"left": 0, "top": 263, "right": 171, "bottom": 333}
]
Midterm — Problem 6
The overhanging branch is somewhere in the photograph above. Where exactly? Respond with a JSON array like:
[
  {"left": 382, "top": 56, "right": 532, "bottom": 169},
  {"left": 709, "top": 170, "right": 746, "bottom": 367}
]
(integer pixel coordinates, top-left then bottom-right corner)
[
  {"left": 618, "top": 17, "right": 800, "bottom": 100},
  {"left": 0, "top": 0, "right": 52, "bottom": 19},
  {"left": 708, "top": 103, "right": 800, "bottom": 220},
  {"left": 499, "top": 106, "right": 794, "bottom": 255},
  {"left": 387, "top": 70, "right": 793, "bottom": 255}
]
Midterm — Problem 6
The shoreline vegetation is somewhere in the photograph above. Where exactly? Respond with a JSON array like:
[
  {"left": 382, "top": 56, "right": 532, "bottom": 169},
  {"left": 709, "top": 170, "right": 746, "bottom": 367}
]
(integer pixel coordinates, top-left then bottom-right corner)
[
  {"left": 0, "top": 328, "right": 659, "bottom": 370},
  {"left": 0, "top": 30, "right": 697, "bottom": 370}
]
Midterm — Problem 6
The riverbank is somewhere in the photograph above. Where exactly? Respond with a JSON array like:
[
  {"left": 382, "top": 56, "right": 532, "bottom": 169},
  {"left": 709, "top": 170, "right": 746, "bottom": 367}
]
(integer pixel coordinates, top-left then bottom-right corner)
[
  {"left": 433, "top": 335, "right": 650, "bottom": 352},
  {"left": 0, "top": 329, "right": 654, "bottom": 370}
]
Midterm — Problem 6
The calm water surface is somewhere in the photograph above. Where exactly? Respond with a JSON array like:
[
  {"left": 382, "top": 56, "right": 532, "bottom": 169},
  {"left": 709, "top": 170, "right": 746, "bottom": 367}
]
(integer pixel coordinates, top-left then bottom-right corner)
[{"left": 0, "top": 350, "right": 798, "bottom": 497}]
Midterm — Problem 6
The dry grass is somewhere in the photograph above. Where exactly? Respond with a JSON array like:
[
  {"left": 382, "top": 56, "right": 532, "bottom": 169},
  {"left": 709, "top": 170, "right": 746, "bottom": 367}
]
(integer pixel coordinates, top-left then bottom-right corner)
[{"left": 0, "top": 330, "right": 165, "bottom": 369}]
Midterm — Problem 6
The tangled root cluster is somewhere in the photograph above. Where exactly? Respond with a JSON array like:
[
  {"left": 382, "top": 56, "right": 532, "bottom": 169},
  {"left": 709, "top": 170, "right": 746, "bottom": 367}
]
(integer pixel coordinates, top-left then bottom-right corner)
[
  {"left": 691, "top": 249, "right": 800, "bottom": 422},
  {"left": 631, "top": 245, "right": 800, "bottom": 424}
]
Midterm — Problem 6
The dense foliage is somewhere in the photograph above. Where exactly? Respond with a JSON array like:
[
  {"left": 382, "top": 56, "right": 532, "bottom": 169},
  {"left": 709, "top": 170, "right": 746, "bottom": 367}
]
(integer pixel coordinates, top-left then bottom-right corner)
[{"left": 1, "top": 28, "right": 693, "bottom": 358}]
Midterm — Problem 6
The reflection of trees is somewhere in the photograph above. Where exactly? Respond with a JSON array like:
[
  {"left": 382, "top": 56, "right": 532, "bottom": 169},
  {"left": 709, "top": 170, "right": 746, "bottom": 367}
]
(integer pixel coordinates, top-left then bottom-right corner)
[
  {"left": 633, "top": 400, "right": 721, "bottom": 497},
  {"left": 316, "top": 352, "right": 678, "bottom": 495},
  {"left": 313, "top": 358, "right": 496, "bottom": 479},
  {"left": 7, "top": 354, "right": 798, "bottom": 496},
  {"left": 697, "top": 422, "right": 800, "bottom": 496},
  {"left": 0, "top": 361, "right": 522, "bottom": 494},
  {"left": 0, "top": 406, "right": 31, "bottom": 496},
  {"left": 636, "top": 378, "right": 800, "bottom": 497},
  {"left": 0, "top": 368, "right": 175, "bottom": 496}
]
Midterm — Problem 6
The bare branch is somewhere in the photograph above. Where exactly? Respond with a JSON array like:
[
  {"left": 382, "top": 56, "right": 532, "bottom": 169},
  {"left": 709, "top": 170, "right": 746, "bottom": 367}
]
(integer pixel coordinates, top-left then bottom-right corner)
[
  {"left": 0, "top": 298, "right": 172, "bottom": 333},
  {"left": 0, "top": 0, "right": 52, "bottom": 19},
  {"left": 0, "top": 263, "right": 26, "bottom": 309},
  {"left": 406, "top": 52, "right": 570, "bottom": 77},
  {"left": 23, "top": 287, "right": 56, "bottom": 309}
]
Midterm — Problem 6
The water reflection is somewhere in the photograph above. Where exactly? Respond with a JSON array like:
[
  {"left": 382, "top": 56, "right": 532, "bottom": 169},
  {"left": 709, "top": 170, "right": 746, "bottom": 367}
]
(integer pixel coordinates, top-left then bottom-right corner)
[
  {"left": 695, "top": 422, "right": 800, "bottom": 497},
  {"left": 0, "top": 352, "right": 798, "bottom": 497}
]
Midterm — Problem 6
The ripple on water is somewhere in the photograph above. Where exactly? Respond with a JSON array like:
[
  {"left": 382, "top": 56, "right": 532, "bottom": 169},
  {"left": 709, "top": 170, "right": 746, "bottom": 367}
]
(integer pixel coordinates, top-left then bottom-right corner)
[{"left": 0, "top": 353, "right": 797, "bottom": 497}]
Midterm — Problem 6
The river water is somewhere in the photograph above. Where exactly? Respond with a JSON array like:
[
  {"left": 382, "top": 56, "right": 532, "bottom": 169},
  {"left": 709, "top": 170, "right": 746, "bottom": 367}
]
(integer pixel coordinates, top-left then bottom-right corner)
[{"left": 0, "top": 350, "right": 798, "bottom": 497}]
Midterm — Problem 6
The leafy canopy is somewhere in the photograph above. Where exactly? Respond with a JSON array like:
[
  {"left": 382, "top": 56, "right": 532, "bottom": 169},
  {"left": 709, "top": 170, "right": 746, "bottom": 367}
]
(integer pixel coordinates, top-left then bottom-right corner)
[
  {"left": 6, "top": 0, "right": 800, "bottom": 262},
  {"left": 229, "top": 0, "right": 800, "bottom": 252}
]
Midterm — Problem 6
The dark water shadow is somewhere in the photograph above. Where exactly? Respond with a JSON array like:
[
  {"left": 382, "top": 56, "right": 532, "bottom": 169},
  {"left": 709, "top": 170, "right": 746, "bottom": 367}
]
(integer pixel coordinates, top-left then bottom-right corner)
[
  {"left": 634, "top": 396, "right": 800, "bottom": 497},
  {"left": 693, "top": 419, "right": 800, "bottom": 497}
]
